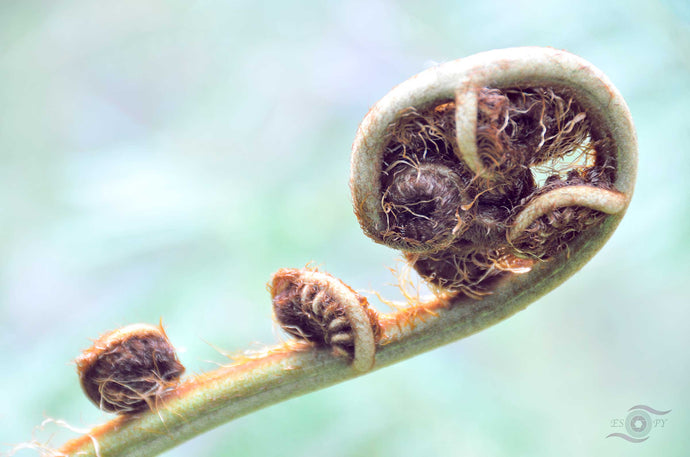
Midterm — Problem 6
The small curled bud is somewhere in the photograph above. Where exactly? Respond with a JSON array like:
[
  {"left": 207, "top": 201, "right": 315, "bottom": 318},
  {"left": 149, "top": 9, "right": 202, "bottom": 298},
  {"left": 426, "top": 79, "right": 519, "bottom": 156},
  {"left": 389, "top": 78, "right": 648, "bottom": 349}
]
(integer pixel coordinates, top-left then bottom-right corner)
[
  {"left": 269, "top": 268, "right": 382, "bottom": 372},
  {"left": 382, "top": 162, "right": 467, "bottom": 251},
  {"left": 76, "top": 323, "right": 185, "bottom": 414}
]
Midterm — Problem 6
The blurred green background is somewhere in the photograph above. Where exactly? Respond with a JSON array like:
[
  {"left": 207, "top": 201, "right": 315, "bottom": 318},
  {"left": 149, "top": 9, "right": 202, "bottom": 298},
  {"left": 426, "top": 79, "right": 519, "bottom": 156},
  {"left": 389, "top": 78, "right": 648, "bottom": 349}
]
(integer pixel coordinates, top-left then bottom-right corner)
[{"left": 1, "top": 0, "right": 688, "bottom": 456}]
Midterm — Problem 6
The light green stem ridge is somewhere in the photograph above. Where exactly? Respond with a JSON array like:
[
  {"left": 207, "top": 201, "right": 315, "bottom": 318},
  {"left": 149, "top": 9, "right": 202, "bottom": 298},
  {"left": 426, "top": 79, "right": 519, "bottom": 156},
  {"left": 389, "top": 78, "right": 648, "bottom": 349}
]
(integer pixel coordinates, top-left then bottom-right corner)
[{"left": 58, "top": 213, "right": 623, "bottom": 457}]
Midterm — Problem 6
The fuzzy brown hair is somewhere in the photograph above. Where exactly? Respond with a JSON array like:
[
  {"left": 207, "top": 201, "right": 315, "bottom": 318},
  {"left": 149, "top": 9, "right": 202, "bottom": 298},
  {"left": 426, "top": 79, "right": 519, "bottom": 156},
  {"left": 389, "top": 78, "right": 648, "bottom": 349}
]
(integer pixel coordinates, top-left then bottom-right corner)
[
  {"left": 76, "top": 325, "right": 185, "bottom": 414},
  {"left": 270, "top": 269, "right": 382, "bottom": 360},
  {"left": 379, "top": 86, "right": 615, "bottom": 297}
]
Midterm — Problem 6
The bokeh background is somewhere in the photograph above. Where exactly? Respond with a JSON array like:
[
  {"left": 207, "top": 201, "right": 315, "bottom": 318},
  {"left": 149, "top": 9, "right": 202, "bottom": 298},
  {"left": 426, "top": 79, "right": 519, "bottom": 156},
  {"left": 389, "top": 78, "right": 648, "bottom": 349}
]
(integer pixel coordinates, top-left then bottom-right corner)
[{"left": 1, "top": 1, "right": 688, "bottom": 456}]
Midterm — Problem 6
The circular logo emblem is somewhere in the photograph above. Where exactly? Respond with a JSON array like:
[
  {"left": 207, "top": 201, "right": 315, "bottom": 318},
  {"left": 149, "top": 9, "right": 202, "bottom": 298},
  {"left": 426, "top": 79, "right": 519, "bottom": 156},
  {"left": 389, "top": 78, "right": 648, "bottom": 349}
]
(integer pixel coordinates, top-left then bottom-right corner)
[{"left": 625, "top": 409, "right": 652, "bottom": 439}]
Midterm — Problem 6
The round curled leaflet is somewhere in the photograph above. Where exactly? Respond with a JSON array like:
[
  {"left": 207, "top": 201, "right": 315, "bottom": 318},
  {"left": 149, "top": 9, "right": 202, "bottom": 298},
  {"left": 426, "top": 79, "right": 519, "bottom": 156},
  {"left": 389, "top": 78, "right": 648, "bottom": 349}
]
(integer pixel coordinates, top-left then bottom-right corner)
[
  {"left": 351, "top": 47, "right": 637, "bottom": 297},
  {"left": 270, "top": 268, "right": 382, "bottom": 372},
  {"left": 76, "top": 323, "right": 185, "bottom": 414}
]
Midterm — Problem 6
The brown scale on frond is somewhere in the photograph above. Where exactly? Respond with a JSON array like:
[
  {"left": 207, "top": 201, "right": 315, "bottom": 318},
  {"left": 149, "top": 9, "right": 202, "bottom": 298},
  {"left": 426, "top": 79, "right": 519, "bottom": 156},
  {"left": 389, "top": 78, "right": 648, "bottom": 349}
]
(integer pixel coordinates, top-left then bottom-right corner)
[
  {"left": 378, "top": 86, "right": 616, "bottom": 299},
  {"left": 475, "top": 87, "right": 592, "bottom": 179},
  {"left": 510, "top": 206, "right": 607, "bottom": 260},
  {"left": 476, "top": 88, "right": 516, "bottom": 176},
  {"left": 509, "top": 170, "right": 610, "bottom": 260},
  {"left": 506, "top": 89, "right": 589, "bottom": 166},
  {"left": 405, "top": 248, "right": 508, "bottom": 298},
  {"left": 381, "top": 101, "right": 459, "bottom": 169}
]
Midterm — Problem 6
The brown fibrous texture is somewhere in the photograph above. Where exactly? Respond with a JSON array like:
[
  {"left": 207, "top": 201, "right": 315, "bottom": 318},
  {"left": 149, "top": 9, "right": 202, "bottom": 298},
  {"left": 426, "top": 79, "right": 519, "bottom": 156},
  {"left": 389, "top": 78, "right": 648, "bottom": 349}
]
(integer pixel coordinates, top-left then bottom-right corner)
[
  {"left": 404, "top": 248, "right": 507, "bottom": 299},
  {"left": 381, "top": 162, "right": 466, "bottom": 250},
  {"left": 380, "top": 87, "right": 616, "bottom": 297},
  {"left": 380, "top": 102, "right": 472, "bottom": 250},
  {"left": 76, "top": 326, "right": 185, "bottom": 414},
  {"left": 270, "top": 269, "right": 382, "bottom": 360},
  {"left": 509, "top": 168, "right": 614, "bottom": 260},
  {"left": 476, "top": 87, "right": 592, "bottom": 177}
]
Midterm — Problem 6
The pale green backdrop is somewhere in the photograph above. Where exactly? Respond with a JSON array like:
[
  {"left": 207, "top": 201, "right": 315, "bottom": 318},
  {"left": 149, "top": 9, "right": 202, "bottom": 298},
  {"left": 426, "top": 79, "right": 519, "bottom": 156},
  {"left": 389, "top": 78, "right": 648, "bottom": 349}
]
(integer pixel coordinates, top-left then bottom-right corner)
[{"left": 1, "top": 1, "right": 688, "bottom": 456}]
